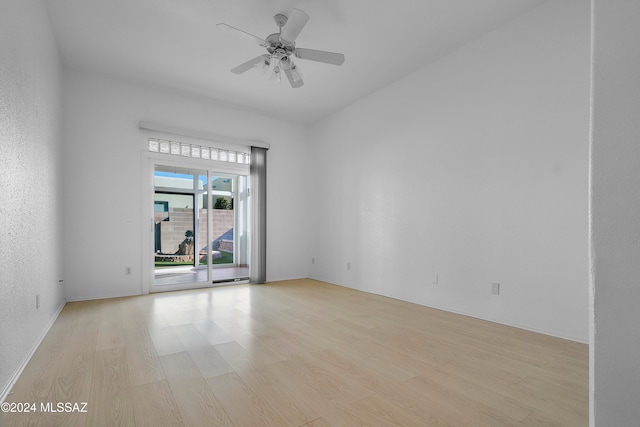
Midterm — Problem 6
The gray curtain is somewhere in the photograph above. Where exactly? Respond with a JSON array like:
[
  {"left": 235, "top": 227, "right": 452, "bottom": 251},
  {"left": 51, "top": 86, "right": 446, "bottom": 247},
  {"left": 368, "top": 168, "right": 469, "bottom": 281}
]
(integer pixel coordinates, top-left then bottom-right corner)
[{"left": 250, "top": 146, "right": 267, "bottom": 284}]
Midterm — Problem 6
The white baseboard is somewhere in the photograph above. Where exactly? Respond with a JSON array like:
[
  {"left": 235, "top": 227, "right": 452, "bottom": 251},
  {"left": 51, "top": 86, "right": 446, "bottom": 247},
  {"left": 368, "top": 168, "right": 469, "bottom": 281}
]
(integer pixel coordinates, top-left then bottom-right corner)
[{"left": 0, "top": 300, "right": 66, "bottom": 403}]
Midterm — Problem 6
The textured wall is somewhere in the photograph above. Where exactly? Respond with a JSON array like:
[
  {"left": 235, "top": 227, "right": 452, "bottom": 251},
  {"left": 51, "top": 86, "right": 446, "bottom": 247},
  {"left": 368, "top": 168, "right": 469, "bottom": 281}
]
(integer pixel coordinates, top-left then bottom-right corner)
[{"left": 0, "top": 0, "right": 65, "bottom": 397}]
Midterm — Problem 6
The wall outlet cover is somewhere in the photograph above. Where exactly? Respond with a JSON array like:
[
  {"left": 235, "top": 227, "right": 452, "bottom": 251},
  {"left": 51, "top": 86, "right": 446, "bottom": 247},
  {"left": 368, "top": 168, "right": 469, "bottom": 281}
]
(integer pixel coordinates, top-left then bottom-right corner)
[{"left": 492, "top": 283, "right": 500, "bottom": 295}]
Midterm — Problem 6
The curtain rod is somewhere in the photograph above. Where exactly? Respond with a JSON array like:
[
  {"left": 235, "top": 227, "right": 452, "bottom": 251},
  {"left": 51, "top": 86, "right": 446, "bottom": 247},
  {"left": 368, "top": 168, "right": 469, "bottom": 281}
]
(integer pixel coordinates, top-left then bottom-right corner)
[{"left": 139, "top": 121, "right": 270, "bottom": 150}]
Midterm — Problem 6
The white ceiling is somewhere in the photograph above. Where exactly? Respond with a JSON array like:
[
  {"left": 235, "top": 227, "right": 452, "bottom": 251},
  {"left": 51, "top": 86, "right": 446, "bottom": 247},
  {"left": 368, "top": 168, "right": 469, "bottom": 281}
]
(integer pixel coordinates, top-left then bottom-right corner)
[{"left": 44, "top": 0, "right": 546, "bottom": 125}]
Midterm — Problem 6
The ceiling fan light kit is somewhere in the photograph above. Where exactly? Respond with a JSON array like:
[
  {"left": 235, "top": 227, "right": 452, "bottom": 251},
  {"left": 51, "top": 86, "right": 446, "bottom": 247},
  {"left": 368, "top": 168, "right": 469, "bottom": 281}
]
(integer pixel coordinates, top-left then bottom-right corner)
[{"left": 217, "top": 9, "right": 345, "bottom": 88}]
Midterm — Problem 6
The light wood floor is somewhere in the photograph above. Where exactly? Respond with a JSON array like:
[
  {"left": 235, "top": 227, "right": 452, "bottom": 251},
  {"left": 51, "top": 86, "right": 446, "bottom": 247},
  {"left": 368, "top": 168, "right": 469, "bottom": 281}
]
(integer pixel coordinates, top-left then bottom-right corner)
[{"left": 1, "top": 279, "right": 588, "bottom": 426}]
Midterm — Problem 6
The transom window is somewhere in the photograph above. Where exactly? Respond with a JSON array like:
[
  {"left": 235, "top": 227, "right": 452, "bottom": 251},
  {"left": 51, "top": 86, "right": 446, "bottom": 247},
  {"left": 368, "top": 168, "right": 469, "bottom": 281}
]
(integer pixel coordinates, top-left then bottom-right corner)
[{"left": 148, "top": 138, "right": 250, "bottom": 165}]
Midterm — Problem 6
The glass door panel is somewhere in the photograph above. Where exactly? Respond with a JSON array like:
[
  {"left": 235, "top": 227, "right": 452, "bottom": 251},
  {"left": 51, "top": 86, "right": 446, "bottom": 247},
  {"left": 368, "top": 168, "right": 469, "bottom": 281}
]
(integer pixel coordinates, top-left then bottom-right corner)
[
  {"left": 153, "top": 166, "right": 209, "bottom": 288},
  {"left": 211, "top": 175, "right": 250, "bottom": 283}
]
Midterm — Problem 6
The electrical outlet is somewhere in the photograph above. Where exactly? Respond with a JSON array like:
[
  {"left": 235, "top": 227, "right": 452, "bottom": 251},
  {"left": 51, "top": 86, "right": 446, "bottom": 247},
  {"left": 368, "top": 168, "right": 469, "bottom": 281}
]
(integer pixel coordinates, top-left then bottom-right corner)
[
  {"left": 125, "top": 266, "right": 132, "bottom": 276},
  {"left": 492, "top": 283, "right": 500, "bottom": 295},
  {"left": 433, "top": 274, "right": 439, "bottom": 284},
  {"left": 311, "top": 257, "right": 315, "bottom": 265},
  {"left": 347, "top": 262, "right": 351, "bottom": 270},
  {"left": 36, "top": 294, "right": 40, "bottom": 309}
]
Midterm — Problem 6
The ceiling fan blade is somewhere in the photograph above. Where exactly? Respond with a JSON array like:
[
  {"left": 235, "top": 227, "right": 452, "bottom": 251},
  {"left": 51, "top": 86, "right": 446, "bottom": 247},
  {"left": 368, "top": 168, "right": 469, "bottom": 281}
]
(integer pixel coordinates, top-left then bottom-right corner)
[
  {"left": 231, "top": 55, "right": 270, "bottom": 74},
  {"left": 216, "top": 23, "right": 266, "bottom": 47},
  {"left": 284, "top": 69, "right": 304, "bottom": 88},
  {"left": 280, "top": 9, "right": 310, "bottom": 44},
  {"left": 294, "top": 48, "right": 345, "bottom": 66}
]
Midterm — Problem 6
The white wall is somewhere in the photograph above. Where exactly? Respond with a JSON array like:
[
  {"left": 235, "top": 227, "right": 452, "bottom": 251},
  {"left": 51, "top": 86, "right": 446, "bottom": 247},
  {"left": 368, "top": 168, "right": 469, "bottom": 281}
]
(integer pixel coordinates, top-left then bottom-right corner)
[
  {"left": 0, "top": 0, "right": 65, "bottom": 398},
  {"left": 62, "top": 70, "right": 311, "bottom": 300},
  {"left": 591, "top": 0, "right": 640, "bottom": 424},
  {"left": 309, "top": 0, "right": 590, "bottom": 342}
]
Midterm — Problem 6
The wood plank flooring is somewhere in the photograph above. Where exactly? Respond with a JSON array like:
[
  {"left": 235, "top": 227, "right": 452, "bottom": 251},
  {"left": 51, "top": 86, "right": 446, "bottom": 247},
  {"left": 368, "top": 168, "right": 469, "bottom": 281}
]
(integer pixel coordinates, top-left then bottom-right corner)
[{"left": 1, "top": 279, "right": 588, "bottom": 426}]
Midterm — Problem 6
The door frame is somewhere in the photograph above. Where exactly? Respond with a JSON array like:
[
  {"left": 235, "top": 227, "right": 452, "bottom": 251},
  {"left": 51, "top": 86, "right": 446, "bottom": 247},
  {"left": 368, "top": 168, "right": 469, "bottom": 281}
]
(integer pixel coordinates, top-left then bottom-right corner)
[{"left": 141, "top": 152, "right": 250, "bottom": 294}]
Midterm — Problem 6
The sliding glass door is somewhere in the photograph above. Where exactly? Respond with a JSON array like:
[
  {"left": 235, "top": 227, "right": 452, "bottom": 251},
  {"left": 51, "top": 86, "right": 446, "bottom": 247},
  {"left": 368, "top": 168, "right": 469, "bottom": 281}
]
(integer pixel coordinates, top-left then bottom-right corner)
[{"left": 150, "top": 163, "right": 249, "bottom": 292}]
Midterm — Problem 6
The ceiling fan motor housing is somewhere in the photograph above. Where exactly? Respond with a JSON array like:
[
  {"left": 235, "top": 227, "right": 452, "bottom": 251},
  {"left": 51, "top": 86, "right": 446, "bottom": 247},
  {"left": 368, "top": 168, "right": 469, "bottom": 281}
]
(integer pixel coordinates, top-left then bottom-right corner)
[
  {"left": 265, "top": 32, "right": 295, "bottom": 71},
  {"left": 266, "top": 33, "right": 295, "bottom": 53}
]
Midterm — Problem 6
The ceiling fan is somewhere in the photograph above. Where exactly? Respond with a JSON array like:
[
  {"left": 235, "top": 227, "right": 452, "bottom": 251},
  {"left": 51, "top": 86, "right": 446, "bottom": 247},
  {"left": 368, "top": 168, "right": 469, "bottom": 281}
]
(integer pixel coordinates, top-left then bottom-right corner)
[{"left": 217, "top": 9, "right": 345, "bottom": 88}]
